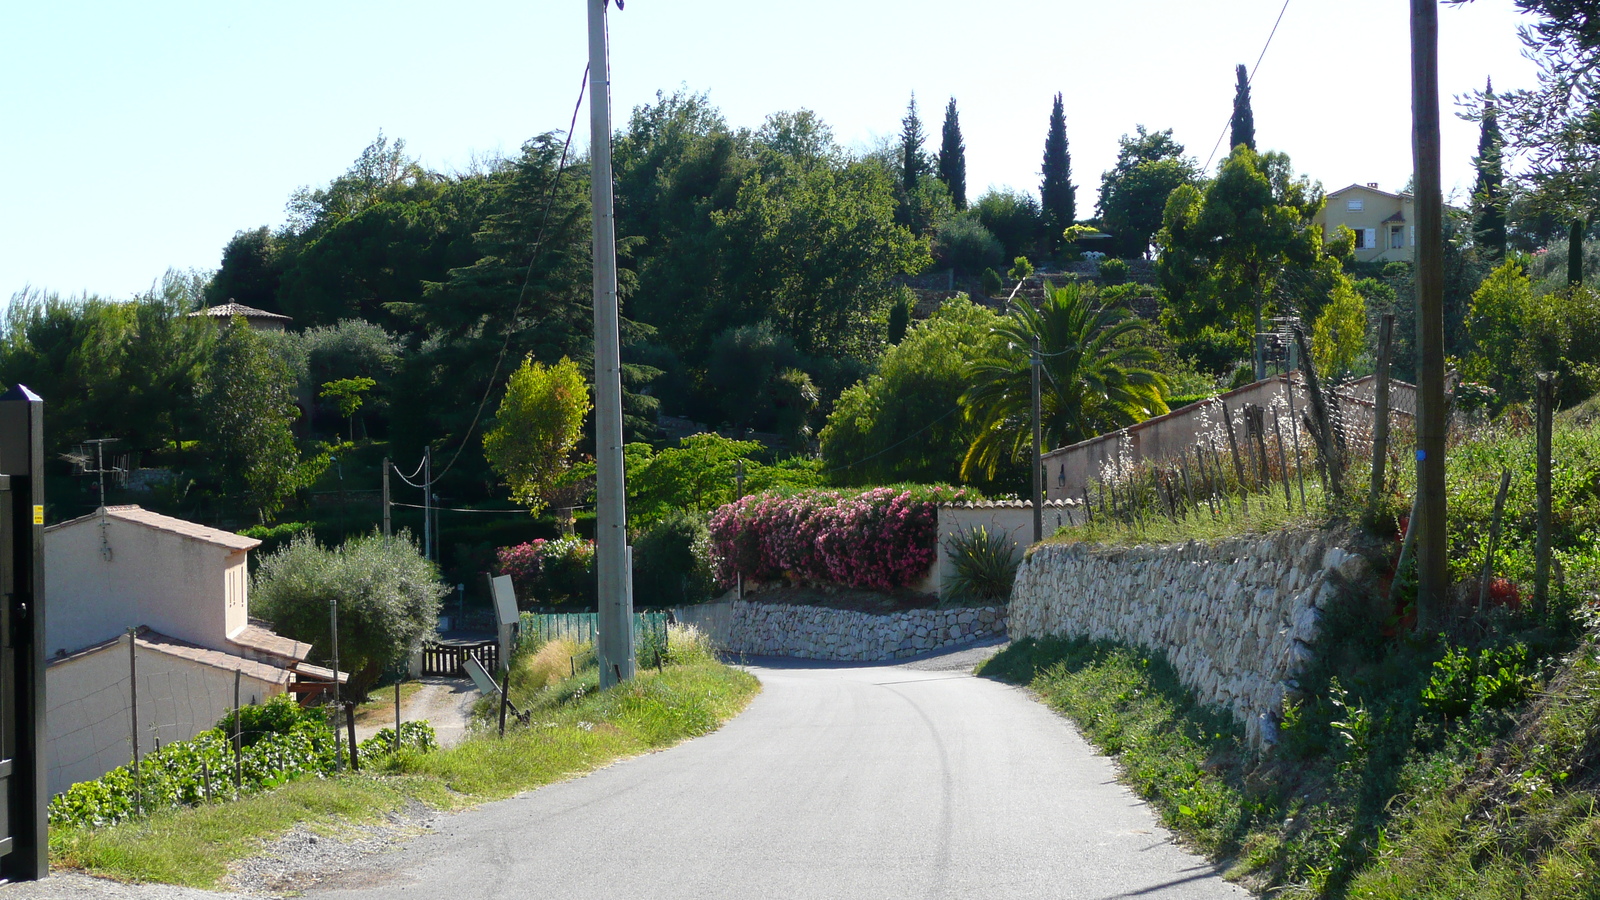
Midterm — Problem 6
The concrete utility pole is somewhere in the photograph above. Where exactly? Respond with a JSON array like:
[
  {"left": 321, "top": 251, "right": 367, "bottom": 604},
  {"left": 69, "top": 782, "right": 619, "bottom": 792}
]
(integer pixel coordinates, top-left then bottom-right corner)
[
  {"left": 1031, "top": 334, "right": 1043, "bottom": 544},
  {"left": 1411, "top": 0, "right": 1448, "bottom": 631},
  {"left": 589, "top": 0, "right": 635, "bottom": 688}
]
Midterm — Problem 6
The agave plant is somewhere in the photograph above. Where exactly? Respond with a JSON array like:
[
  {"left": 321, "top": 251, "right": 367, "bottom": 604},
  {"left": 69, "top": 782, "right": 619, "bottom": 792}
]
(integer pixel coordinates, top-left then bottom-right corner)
[{"left": 945, "top": 525, "right": 1019, "bottom": 602}]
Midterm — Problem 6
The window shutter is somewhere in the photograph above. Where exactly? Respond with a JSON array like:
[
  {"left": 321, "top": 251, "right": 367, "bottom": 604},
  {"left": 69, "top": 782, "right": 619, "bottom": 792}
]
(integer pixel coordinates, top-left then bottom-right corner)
[{"left": 1364, "top": 228, "right": 1377, "bottom": 250}]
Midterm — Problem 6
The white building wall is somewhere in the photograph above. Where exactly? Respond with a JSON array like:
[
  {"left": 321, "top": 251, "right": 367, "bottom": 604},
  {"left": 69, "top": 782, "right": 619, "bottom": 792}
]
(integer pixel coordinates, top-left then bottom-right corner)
[
  {"left": 45, "top": 639, "right": 282, "bottom": 796},
  {"left": 934, "top": 503, "right": 1083, "bottom": 597},
  {"left": 45, "top": 515, "right": 247, "bottom": 657}
]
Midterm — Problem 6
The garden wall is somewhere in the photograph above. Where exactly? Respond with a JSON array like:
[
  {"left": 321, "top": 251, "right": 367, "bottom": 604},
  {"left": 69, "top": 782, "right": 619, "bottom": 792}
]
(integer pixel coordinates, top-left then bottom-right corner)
[
  {"left": 935, "top": 500, "right": 1082, "bottom": 597},
  {"left": 1009, "top": 529, "right": 1368, "bottom": 746},
  {"left": 675, "top": 599, "right": 1007, "bottom": 662}
]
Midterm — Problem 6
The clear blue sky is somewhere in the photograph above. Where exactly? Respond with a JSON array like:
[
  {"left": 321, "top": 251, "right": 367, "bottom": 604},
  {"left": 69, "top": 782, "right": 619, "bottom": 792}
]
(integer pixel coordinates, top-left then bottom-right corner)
[{"left": 1, "top": 0, "right": 1541, "bottom": 302}]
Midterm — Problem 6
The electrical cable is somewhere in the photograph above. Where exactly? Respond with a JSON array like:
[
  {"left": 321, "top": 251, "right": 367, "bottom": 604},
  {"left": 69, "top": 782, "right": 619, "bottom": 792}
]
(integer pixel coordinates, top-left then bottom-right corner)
[
  {"left": 410, "top": 61, "right": 592, "bottom": 489},
  {"left": 820, "top": 405, "right": 964, "bottom": 475},
  {"left": 1201, "top": 0, "right": 1293, "bottom": 173}
]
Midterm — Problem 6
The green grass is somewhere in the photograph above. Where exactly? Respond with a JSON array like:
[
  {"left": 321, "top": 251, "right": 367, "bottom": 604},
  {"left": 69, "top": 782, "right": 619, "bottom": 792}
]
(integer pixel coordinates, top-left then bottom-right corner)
[
  {"left": 50, "top": 635, "right": 758, "bottom": 888},
  {"left": 1046, "top": 481, "right": 1328, "bottom": 548},
  {"left": 352, "top": 681, "right": 425, "bottom": 727}
]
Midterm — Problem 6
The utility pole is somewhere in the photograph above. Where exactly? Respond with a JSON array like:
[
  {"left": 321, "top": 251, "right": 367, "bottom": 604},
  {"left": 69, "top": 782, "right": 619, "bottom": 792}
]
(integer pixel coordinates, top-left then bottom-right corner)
[
  {"left": 382, "top": 457, "right": 392, "bottom": 539},
  {"left": 589, "top": 0, "right": 634, "bottom": 688},
  {"left": 1031, "top": 334, "right": 1043, "bottom": 543},
  {"left": 422, "top": 447, "right": 432, "bottom": 563},
  {"left": 1411, "top": 0, "right": 1448, "bottom": 632}
]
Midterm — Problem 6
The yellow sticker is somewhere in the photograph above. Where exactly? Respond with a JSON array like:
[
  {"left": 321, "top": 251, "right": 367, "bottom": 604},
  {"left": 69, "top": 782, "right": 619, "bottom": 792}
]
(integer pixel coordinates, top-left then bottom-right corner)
[{"left": 32, "top": 505, "right": 43, "bottom": 525}]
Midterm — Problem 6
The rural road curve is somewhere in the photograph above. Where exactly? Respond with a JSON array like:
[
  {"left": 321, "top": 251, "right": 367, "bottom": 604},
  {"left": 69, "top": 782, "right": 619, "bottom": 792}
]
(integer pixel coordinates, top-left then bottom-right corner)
[{"left": 308, "top": 650, "right": 1247, "bottom": 900}]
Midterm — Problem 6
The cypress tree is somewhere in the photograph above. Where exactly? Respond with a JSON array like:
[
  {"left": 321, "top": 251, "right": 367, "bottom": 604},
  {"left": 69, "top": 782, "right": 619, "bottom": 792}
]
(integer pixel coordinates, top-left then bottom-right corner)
[
  {"left": 938, "top": 97, "right": 967, "bottom": 211},
  {"left": 899, "top": 93, "right": 930, "bottom": 197},
  {"left": 1040, "top": 93, "right": 1075, "bottom": 242},
  {"left": 1472, "top": 78, "right": 1507, "bottom": 259},
  {"left": 1230, "top": 64, "right": 1256, "bottom": 152}
]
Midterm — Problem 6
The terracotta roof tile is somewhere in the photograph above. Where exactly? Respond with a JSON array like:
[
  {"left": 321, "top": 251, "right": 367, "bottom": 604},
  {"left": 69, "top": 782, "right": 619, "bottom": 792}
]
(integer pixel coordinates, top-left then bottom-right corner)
[
  {"left": 187, "top": 301, "right": 292, "bottom": 321},
  {"left": 47, "top": 505, "right": 260, "bottom": 552},
  {"left": 228, "top": 624, "right": 312, "bottom": 663}
]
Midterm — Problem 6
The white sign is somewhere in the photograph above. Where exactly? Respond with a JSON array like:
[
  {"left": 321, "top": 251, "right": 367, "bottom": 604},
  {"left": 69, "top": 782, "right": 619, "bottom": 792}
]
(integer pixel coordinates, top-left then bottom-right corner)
[
  {"left": 490, "top": 575, "right": 519, "bottom": 627},
  {"left": 462, "top": 656, "right": 500, "bottom": 697}
]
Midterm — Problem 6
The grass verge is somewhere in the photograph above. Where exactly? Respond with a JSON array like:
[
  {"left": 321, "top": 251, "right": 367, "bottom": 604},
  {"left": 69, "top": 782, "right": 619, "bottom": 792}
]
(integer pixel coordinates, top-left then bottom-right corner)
[
  {"left": 51, "top": 632, "right": 758, "bottom": 888},
  {"left": 1046, "top": 483, "right": 1328, "bottom": 549},
  {"left": 352, "top": 681, "right": 425, "bottom": 727}
]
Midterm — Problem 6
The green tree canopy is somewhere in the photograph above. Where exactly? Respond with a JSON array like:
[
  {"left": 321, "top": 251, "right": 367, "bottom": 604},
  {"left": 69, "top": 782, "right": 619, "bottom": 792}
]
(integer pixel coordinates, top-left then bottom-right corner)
[
  {"left": 252, "top": 530, "right": 446, "bottom": 698},
  {"left": 820, "top": 295, "right": 1006, "bottom": 488},
  {"left": 1040, "top": 93, "right": 1076, "bottom": 243},
  {"left": 973, "top": 188, "right": 1043, "bottom": 262},
  {"left": 204, "top": 318, "right": 313, "bottom": 521},
  {"left": 1230, "top": 64, "right": 1256, "bottom": 152},
  {"left": 960, "top": 282, "right": 1168, "bottom": 481},
  {"left": 938, "top": 97, "right": 967, "bottom": 211},
  {"left": 482, "top": 355, "right": 591, "bottom": 516},
  {"left": 1096, "top": 126, "right": 1198, "bottom": 259},
  {"left": 1156, "top": 146, "right": 1323, "bottom": 375},
  {"left": 1473, "top": 78, "right": 1509, "bottom": 259}
]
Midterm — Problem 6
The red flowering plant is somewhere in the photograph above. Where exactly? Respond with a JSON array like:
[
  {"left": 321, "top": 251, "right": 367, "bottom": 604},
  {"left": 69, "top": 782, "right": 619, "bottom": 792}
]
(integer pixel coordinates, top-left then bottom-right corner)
[
  {"left": 495, "top": 536, "right": 597, "bottom": 607},
  {"left": 707, "top": 485, "right": 971, "bottom": 591}
]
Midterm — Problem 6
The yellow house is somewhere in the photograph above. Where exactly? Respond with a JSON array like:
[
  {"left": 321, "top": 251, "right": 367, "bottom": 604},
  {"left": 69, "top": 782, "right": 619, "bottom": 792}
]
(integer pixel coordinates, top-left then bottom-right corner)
[{"left": 1315, "top": 183, "right": 1414, "bottom": 264}]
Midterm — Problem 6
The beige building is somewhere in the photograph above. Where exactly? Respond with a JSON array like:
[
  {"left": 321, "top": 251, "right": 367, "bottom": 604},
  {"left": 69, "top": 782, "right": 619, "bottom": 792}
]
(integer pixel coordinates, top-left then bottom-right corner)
[
  {"left": 1315, "top": 183, "right": 1415, "bottom": 264},
  {"left": 44, "top": 506, "right": 337, "bottom": 795}
]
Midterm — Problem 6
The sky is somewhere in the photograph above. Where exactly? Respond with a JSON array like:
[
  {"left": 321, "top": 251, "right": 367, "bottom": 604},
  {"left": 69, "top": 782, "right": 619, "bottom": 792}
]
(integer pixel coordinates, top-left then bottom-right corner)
[{"left": 1, "top": 0, "right": 1545, "bottom": 303}]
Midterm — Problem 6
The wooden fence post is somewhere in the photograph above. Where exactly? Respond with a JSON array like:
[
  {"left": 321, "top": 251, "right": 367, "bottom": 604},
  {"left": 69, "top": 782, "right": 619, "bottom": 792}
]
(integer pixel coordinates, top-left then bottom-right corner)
[
  {"left": 1535, "top": 372, "right": 1555, "bottom": 616},
  {"left": 1478, "top": 468, "right": 1512, "bottom": 614},
  {"left": 1222, "top": 403, "right": 1249, "bottom": 513},
  {"left": 1368, "top": 313, "right": 1396, "bottom": 515}
]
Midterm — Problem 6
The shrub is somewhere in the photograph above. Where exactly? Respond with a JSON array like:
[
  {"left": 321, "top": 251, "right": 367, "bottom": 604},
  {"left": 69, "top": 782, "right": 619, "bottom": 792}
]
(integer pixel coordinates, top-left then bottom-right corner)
[
  {"left": 252, "top": 530, "right": 446, "bottom": 698},
  {"left": 48, "top": 726, "right": 335, "bottom": 830},
  {"left": 931, "top": 214, "right": 1003, "bottom": 274},
  {"left": 1007, "top": 255, "right": 1034, "bottom": 282},
  {"left": 707, "top": 486, "right": 970, "bottom": 591},
  {"left": 980, "top": 268, "right": 1004, "bottom": 296},
  {"left": 944, "top": 525, "right": 1019, "bottom": 601},
  {"left": 1098, "top": 257, "right": 1130, "bottom": 285},
  {"left": 632, "top": 513, "right": 714, "bottom": 608},
  {"left": 215, "top": 693, "right": 330, "bottom": 750},
  {"left": 496, "top": 537, "right": 597, "bottom": 607},
  {"left": 357, "top": 720, "right": 437, "bottom": 760}
]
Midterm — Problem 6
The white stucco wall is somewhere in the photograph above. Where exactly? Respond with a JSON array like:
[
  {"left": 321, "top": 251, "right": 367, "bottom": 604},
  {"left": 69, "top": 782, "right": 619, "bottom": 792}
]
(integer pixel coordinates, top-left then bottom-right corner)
[
  {"left": 45, "top": 515, "right": 250, "bottom": 657},
  {"left": 46, "top": 639, "right": 282, "bottom": 797},
  {"left": 935, "top": 503, "right": 1083, "bottom": 597}
]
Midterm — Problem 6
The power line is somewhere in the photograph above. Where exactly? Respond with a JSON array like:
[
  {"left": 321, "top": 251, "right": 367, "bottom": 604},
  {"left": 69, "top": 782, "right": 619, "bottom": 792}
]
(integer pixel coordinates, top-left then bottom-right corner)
[
  {"left": 1202, "top": 0, "right": 1294, "bottom": 173},
  {"left": 821, "top": 404, "right": 964, "bottom": 475},
  {"left": 421, "top": 61, "right": 592, "bottom": 487}
]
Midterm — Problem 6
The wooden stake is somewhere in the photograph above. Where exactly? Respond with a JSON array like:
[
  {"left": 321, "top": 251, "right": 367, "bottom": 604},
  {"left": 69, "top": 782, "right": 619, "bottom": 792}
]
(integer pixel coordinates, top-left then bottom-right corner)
[
  {"left": 1478, "top": 468, "right": 1512, "bottom": 614},
  {"left": 1221, "top": 403, "right": 1249, "bottom": 513},
  {"left": 1272, "top": 408, "right": 1294, "bottom": 510}
]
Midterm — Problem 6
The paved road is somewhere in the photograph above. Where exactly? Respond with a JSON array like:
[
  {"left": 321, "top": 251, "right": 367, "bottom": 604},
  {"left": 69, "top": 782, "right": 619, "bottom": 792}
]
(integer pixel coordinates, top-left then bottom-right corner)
[{"left": 307, "top": 653, "right": 1246, "bottom": 900}]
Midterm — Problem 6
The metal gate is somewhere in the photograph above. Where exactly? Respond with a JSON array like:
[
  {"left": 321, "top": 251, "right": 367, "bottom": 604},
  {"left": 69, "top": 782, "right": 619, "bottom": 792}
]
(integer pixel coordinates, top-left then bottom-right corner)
[
  {"left": 420, "top": 640, "right": 499, "bottom": 677},
  {"left": 0, "top": 387, "right": 46, "bottom": 881}
]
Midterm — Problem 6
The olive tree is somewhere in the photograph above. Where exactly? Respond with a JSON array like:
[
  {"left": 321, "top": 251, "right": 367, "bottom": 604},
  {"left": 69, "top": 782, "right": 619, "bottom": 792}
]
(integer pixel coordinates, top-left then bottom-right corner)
[{"left": 252, "top": 530, "right": 445, "bottom": 698}]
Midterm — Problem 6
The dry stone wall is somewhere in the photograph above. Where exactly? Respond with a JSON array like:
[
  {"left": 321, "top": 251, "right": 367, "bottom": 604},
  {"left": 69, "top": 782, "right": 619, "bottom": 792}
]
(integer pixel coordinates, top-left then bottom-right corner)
[
  {"left": 675, "top": 599, "right": 1006, "bottom": 662},
  {"left": 1010, "top": 530, "right": 1367, "bottom": 746}
]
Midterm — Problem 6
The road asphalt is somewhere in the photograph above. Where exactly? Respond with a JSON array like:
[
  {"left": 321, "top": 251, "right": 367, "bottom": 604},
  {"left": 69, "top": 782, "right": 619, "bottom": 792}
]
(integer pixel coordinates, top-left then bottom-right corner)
[
  {"left": 310, "top": 649, "right": 1247, "bottom": 900},
  {"left": 9, "top": 643, "right": 1249, "bottom": 899}
]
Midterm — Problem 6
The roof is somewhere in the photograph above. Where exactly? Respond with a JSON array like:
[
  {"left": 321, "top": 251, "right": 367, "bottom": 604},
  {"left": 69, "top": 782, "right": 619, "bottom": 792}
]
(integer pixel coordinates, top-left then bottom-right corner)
[
  {"left": 46, "top": 505, "right": 260, "bottom": 552},
  {"left": 1382, "top": 210, "right": 1407, "bottom": 224},
  {"left": 293, "top": 662, "right": 350, "bottom": 685},
  {"left": 187, "top": 301, "right": 292, "bottom": 322},
  {"left": 50, "top": 628, "right": 293, "bottom": 685},
  {"left": 228, "top": 624, "right": 312, "bottom": 663},
  {"left": 1326, "top": 182, "right": 1413, "bottom": 201}
]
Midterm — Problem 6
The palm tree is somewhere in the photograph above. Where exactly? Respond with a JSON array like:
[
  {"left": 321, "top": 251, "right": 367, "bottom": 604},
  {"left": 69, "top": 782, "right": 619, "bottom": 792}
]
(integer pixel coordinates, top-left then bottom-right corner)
[{"left": 959, "top": 281, "right": 1168, "bottom": 481}]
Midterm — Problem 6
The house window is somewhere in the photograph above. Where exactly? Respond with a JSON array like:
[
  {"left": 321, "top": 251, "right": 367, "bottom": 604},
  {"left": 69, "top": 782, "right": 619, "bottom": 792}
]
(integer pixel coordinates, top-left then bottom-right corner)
[
  {"left": 1353, "top": 228, "right": 1378, "bottom": 250},
  {"left": 1390, "top": 226, "right": 1404, "bottom": 249},
  {"left": 1347, "top": 199, "right": 1364, "bottom": 211}
]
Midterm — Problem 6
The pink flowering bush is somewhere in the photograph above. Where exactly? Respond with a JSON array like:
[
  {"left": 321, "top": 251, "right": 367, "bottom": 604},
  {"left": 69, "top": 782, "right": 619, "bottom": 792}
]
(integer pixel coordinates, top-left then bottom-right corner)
[
  {"left": 496, "top": 537, "right": 597, "bottom": 607},
  {"left": 707, "top": 486, "right": 970, "bottom": 591}
]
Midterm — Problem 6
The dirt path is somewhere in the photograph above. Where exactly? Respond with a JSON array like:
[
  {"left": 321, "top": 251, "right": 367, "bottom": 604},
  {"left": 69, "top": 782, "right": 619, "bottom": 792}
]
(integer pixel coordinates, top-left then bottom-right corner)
[{"left": 353, "top": 677, "right": 479, "bottom": 749}]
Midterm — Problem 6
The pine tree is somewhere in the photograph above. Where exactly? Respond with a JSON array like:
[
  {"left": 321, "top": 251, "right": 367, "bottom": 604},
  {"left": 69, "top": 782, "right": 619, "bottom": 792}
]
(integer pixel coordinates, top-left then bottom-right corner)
[
  {"left": 1230, "top": 64, "right": 1256, "bottom": 152},
  {"left": 1040, "top": 93, "right": 1075, "bottom": 243},
  {"left": 1472, "top": 78, "right": 1508, "bottom": 259},
  {"left": 938, "top": 97, "right": 967, "bottom": 211},
  {"left": 899, "top": 93, "right": 930, "bottom": 197}
]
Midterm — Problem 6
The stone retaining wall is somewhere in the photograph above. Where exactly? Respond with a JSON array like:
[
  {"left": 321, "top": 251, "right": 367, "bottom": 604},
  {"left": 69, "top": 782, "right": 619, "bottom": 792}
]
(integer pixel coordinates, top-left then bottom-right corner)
[
  {"left": 1009, "top": 530, "right": 1367, "bottom": 746},
  {"left": 675, "top": 600, "right": 1007, "bottom": 662}
]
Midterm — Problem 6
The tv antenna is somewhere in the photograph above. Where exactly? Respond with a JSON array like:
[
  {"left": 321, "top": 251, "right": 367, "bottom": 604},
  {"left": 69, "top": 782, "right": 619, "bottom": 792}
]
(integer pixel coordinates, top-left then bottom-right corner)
[{"left": 61, "top": 438, "right": 123, "bottom": 508}]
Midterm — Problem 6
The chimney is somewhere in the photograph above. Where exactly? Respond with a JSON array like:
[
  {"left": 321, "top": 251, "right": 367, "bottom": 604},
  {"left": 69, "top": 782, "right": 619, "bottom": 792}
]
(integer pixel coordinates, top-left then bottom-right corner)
[{"left": 1367, "top": 182, "right": 1379, "bottom": 188}]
